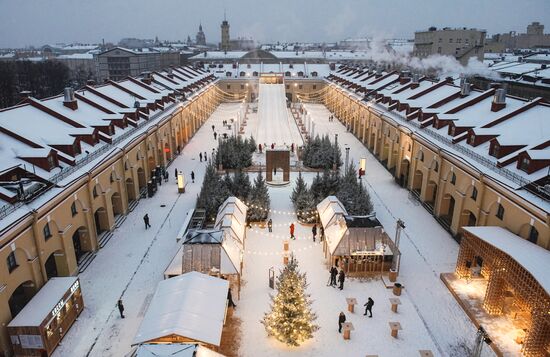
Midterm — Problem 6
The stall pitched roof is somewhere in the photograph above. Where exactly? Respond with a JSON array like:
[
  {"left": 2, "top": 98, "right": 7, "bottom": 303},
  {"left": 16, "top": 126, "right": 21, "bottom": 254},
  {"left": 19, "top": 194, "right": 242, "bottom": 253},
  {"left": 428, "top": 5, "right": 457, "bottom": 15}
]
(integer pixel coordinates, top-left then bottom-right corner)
[
  {"left": 132, "top": 272, "right": 229, "bottom": 346},
  {"left": 8, "top": 277, "right": 78, "bottom": 327},
  {"left": 463, "top": 226, "right": 550, "bottom": 296},
  {"left": 135, "top": 343, "right": 225, "bottom": 357}
]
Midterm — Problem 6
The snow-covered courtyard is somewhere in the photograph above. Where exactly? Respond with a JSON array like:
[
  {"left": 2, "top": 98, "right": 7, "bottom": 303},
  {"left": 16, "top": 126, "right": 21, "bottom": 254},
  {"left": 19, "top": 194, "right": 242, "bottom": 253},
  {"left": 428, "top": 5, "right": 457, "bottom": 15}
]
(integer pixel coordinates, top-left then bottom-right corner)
[{"left": 53, "top": 101, "right": 493, "bottom": 357}]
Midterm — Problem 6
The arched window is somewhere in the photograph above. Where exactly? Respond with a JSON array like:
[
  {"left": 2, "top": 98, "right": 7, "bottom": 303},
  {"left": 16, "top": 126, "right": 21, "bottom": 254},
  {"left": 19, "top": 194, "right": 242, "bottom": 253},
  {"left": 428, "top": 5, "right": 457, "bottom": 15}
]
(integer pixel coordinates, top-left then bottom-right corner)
[
  {"left": 7, "top": 252, "right": 17, "bottom": 273},
  {"left": 136, "top": 152, "right": 141, "bottom": 161},
  {"left": 471, "top": 187, "right": 478, "bottom": 201},
  {"left": 93, "top": 186, "right": 98, "bottom": 198},
  {"left": 43, "top": 223, "right": 52, "bottom": 240},
  {"left": 285, "top": 71, "right": 291, "bottom": 77},
  {"left": 125, "top": 161, "right": 129, "bottom": 171},
  {"left": 450, "top": 172, "right": 456, "bottom": 185},
  {"left": 496, "top": 204, "right": 504, "bottom": 220},
  {"left": 433, "top": 161, "right": 439, "bottom": 172},
  {"left": 418, "top": 151, "right": 424, "bottom": 162},
  {"left": 71, "top": 202, "right": 77, "bottom": 216},
  {"left": 239, "top": 71, "right": 245, "bottom": 77},
  {"left": 407, "top": 143, "right": 412, "bottom": 152},
  {"left": 110, "top": 172, "right": 115, "bottom": 183},
  {"left": 528, "top": 226, "right": 538, "bottom": 244}
]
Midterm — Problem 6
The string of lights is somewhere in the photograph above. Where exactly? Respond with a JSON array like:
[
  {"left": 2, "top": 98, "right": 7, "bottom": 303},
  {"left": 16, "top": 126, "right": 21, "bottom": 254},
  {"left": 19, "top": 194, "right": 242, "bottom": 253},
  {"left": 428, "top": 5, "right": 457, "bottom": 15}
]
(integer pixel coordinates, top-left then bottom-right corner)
[
  {"left": 244, "top": 242, "right": 318, "bottom": 256},
  {"left": 243, "top": 201, "right": 319, "bottom": 216}
]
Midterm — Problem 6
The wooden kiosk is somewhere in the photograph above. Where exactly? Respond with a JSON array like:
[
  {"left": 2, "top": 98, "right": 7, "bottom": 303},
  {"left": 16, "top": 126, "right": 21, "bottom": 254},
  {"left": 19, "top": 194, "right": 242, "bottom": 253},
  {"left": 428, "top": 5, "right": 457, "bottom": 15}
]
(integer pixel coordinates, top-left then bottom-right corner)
[{"left": 8, "top": 277, "right": 83, "bottom": 357}]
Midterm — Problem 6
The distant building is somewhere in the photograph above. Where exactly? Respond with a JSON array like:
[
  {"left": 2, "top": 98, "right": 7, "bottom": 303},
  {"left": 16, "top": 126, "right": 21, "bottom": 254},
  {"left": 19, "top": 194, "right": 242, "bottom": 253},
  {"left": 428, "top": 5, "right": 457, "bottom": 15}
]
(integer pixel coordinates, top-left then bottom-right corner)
[
  {"left": 56, "top": 53, "right": 98, "bottom": 81},
  {"left": 338, "top": 38, "right": 370, "bottom": 50},
  {"left": 97, "top": 47, "right": 161, "bottom": 81},
  {"left": 118, "top": 38, "right": 156, "bottom": 49},
  {"left": 196, "top": 24, "right": 206, "bottom": 46},
  {"left": 220, "top": 15, "right": 230, "bottom": 51},
  {"left": 413, "top": 27, "right": 486, "bottom": 65},
  {"left": 229, "top": 37, "right": 255, "bottom": 51},
  {"left": 493, "top": 22, "right": 550, "bottom": 50}
]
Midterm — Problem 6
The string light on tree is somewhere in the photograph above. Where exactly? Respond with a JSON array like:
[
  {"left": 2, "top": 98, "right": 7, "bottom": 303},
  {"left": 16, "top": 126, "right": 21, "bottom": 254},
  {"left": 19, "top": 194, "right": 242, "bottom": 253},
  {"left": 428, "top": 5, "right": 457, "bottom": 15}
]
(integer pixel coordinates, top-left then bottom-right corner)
[{"left": 262, "top": 255, "right": 319, "bottom": 346}]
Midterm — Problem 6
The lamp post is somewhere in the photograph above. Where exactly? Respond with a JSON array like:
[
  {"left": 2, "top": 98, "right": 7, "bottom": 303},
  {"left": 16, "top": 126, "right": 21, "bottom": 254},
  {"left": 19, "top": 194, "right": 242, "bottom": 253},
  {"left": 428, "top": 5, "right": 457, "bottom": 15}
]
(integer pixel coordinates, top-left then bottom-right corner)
[
  {"left": 472, "top": 326, "right": 492, "bottom": 357},
  {"left": 333, "top": 134, "right": 339, "bottom": 171}
]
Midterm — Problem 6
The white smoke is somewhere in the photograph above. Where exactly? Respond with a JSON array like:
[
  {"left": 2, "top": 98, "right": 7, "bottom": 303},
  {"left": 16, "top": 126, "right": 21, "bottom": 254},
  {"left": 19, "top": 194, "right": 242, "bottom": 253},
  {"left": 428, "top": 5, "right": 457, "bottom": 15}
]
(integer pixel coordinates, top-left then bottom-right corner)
[{"left": 351, "top": 36, "right": 500, "bottom": 79}]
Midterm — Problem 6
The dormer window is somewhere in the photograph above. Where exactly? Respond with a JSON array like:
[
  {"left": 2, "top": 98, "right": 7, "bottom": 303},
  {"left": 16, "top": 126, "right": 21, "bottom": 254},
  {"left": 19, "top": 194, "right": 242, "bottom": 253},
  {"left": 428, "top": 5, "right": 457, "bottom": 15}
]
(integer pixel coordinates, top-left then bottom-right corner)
[
  {"left": 519, "top": 157, "right": 530, "bottom": 172},
  {"left": 47, "top": 155, "right": 55, "bottom": 169},
  {"left": 491, "top": 144, "right": 500, "bottom": 157}
]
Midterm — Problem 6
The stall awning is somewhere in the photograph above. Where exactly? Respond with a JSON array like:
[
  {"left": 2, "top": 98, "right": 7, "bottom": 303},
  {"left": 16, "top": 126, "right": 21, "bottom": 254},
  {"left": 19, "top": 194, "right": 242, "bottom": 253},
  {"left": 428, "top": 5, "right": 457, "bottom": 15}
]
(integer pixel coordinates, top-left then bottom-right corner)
[
  {"left": 463, "top": 226, "right": 550, "bottom": 295},
  {"left": 214, "top": 197, "right": 247, "bottom": 246},
  {"left": 132, "top": 272, "right": 229, "bottom": 346},
  {"left": 317, "top": 196, "right": 348, "bottom": 229},
  {"left": 8, "top": 277, "right": 78, "bottom": 328}
]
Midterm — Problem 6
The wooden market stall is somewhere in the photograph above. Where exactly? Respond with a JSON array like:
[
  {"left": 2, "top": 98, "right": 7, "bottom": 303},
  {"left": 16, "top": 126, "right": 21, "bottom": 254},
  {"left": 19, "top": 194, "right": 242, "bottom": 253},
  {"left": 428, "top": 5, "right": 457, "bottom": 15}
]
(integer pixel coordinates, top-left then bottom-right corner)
[
  {"left": 454, "top": 227, "right": 550, "bottom": 357},
  {"left": 317, "top": 196, "right": 399, "bottom": 277},
  {"left": 7, "top": 277, "right": 83, "bottom": 357},
  {"left": 132, "top": 272, "right": 229, "bottom": 350},
  {"left": 133, "top": 343, "right": 225, "bottom": 357}
]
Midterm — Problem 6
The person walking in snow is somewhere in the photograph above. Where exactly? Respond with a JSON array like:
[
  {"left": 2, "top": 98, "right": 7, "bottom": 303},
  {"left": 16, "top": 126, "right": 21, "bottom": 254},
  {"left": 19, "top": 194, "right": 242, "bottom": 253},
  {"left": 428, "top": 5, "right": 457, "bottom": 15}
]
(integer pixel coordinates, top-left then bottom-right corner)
[
  {"left": 214, "top": 132, "right": 217, "bottom": 140},
  {"left": 338, "top": 269, "right": 346, "bottom": 290},
  {"left": 312, "top": 224, "right": 317, "bottom": 242},
  {"left": 338, "top": 312, "right": 346, "bottom": 333},
  {"left": 320, "top": 226, "right": 325, "bottom": 242},
  {"left": 143, "top": 214, "right": 151, "bottom": 229},
  {"left": 204, "top": 151, "right": 207, "bottom": 162},
  {"left": 191, "top": 171, "right": 195, "bottom": 183},
  {"left": 174, "top": 168, "right": 178, "bottom": 179},
  {"left": 363, "top": 297, "right": 374, "bottom": 317},
  {"left": 259, "top": 143, "right": 262, "bottom": 153},
  {"left": 211, "top": 124, "right": 215, "bottom": 131},
  {"left": 268, "top": 219, "right": 272, "bottom": 233},
  {"left": 117, "top": 299, "right": 125, "bottom": 318},
  {"left": 289, "top": 223, "right": 295, "bottom": 240},
  {"left": 199, "top": 152, "right": 203, "bottom": 162},
  {"left": 329, "top": 266, "right": 338, "bottom": 286}
]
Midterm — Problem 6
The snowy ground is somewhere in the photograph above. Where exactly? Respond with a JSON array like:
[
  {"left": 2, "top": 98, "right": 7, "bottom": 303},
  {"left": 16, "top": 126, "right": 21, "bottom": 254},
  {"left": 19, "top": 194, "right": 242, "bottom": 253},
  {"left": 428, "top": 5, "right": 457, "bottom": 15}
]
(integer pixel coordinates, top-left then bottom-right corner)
[{"left": 54, "top": 99, "right": 495, "bottom": 357}]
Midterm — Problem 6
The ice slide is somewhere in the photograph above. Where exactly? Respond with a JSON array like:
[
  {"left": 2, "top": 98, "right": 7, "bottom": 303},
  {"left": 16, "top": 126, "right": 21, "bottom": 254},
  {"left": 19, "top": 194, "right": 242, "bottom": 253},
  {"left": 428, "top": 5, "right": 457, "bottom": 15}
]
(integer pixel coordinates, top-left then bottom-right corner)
[{"left": 256, "top": 83, "right": 302, "bottom": 148}]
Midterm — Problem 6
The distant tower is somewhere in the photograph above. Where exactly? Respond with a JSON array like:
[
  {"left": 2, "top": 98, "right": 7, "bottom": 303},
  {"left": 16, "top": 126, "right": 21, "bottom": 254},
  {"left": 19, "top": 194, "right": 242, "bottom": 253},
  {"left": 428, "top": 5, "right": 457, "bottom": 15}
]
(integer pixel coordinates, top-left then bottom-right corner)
[
  {"left": 196, "top": 23, "right": 206, "bottom": 46},
  {"left": 220, "top": 11, "right": 230, "bottom": 51}
]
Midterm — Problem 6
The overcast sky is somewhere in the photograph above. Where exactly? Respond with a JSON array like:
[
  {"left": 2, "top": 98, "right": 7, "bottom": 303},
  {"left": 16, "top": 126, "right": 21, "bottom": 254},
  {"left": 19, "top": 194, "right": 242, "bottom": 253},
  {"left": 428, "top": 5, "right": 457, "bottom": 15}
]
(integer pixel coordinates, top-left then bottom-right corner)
[{"left": 0, "top": 0, "right": 549, "bottom": 48}]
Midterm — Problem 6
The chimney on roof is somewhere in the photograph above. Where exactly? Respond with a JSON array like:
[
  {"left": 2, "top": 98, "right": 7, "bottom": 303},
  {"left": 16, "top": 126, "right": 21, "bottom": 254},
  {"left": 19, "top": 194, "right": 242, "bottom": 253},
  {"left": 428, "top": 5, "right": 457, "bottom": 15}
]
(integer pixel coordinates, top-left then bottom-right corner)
[
  {"left": 63, "top": 87, "right": 78, "bottom": 110},
  {"left": 411, "top": 73, "right": 420, "bottom": 89},
  {"left": 491, "top": 87, "right": 507, "bottom": 112},
  {"left": 142, "top": 71, "right": 152, "bottom": 85},
  {"left": 459, "top": 75, "right": 471, "bottom": 96},
  {"left": 399, "top": 70, "right": 411, "bottom": 85},
  {"left": 19, "top": 90, "right": 32, "bottom": 101}
]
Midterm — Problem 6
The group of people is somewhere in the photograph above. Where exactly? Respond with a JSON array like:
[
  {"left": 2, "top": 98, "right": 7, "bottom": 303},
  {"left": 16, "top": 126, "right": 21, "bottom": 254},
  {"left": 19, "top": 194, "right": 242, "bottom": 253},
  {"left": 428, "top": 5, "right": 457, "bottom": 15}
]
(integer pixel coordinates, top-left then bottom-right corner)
[
  {"left": 198, "top": 151, "right": 208, "bottom": 162},
  {"left": 328, "top": 114, "right": 335, "bottom": 122},
  {"left": 329, "top": 265, "right": 346, "bottom": 290},
  {"left": 311, "top": 223, "right": 324, "bottom": 243}
]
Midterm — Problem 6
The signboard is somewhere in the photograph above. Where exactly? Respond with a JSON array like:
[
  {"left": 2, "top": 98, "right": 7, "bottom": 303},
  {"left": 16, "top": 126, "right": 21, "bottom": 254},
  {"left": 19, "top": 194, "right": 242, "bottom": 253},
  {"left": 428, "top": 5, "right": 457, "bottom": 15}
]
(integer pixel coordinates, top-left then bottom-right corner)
[{"left": 50, "top": 279, "right": 80, "bottom": 319}]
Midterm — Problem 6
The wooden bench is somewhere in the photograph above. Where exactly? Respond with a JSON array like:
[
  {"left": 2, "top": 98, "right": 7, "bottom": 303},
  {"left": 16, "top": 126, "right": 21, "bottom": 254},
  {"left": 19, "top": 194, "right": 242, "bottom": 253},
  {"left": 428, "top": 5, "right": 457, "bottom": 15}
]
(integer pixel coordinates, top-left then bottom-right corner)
[
  {"left": 389, "top": 321, "right": 402, "bottom": 338},
  {"left": 389, "top": 297, "right": 401, "bottom": 313}
]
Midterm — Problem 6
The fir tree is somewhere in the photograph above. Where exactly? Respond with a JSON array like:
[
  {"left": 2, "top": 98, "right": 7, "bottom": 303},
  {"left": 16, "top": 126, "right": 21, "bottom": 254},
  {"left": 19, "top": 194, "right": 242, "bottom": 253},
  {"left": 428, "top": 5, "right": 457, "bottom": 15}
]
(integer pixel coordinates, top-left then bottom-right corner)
[
  {"left": 196, "top": 162, "right": 231, "bottom": 221},
  {"left": 248, "top": 172, "right": 270, "bottom": 221},
  {"left": 232, "top": 170, "right": 252, "bottom": 200},
  {"left": 262, "top": 256, "right": 319, "bottom": 346}
]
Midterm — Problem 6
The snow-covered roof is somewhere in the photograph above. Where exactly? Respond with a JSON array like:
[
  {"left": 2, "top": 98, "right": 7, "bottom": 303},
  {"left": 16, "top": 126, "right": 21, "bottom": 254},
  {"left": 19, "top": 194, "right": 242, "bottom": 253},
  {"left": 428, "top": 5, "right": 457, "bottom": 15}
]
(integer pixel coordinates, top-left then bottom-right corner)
[
  {"left": 463, "top": 226, "right": 550, "bottom": 296},
  {"left": 8, "top": 277, "right": 79, "bottom": 327},
  {"left": 135, "top": 343, "right": 225, "bottom": 357},
  {"left": 215, "top": 197, "right": 247, "bottom": 246},
  {"left": 132, "top": 272, "right": 229, "bottom": 346},
  {"left": 317, "top": 196, "right": 348, "bottom": 254}
]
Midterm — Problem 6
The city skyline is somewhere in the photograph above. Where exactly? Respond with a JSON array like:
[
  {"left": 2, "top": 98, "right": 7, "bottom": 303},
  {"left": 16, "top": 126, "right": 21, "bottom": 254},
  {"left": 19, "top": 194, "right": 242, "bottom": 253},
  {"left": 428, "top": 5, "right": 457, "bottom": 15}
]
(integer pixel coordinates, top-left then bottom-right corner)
[{"left": 0, "top": 0, "right": 549, "bottom": 48}]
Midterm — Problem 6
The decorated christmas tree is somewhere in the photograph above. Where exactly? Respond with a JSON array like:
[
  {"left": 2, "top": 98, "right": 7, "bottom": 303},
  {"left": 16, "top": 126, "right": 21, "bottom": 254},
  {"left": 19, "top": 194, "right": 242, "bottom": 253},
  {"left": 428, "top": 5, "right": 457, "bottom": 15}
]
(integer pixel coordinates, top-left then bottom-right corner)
[{"left": 261, "top": 256, "right": 319, "bottom": 346}]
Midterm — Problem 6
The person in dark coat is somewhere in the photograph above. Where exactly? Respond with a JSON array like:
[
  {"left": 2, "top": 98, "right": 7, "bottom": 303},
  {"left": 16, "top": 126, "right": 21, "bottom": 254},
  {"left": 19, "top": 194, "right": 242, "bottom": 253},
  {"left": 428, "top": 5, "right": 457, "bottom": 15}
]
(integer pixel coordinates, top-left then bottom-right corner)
[
  {"left": 338, "top": 311, "right": 346, "bottom": 333},
  {"left": 212, "top": 124, "right": 215, "bottom": 131},
  {"left": 175, "top": 168, "right": 178, "bottom": 179},
  {"left": 143, "top": 214, "right": 151, "bottom": 229},
  {"left": 204, "top": 151, "right": 207, "bottom": 161},
  {"left": 259, "top": 143, "right": 262, "bottom": 153},
  {"left": 320, "top": 226, "right": 325, "bottom": 242},
  {"left": 364, "top": 297, "right": 374, "bottom": 317},
  {"left": 214, "top": 132, "right": 217, "bottom": 140},
  {"left": 227, "top": 288, "right": 236, "bottom": 308},
  {"left": 191, "top": 171, "right": 195, "bottom": 183},
  {"left": 312, "top": 224, "right": 317, "bottom": 242},
  {"left": 268, "top": 219, "right": 272, "bottom": 233},
  {"left": 199, "top": 152, "right": 203, "bottom": 162},
  {"left": 117, "top": 299, "right": 125, "bottom": 318},
  {"left": 338, "top": 269, "right": 345, "bottom": 290},
  {"left": 329, "top": 266, "right": 338, "bottom": 286}
]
